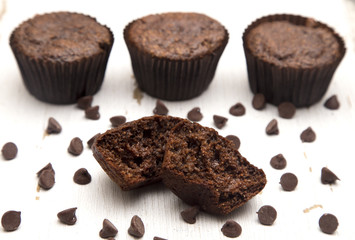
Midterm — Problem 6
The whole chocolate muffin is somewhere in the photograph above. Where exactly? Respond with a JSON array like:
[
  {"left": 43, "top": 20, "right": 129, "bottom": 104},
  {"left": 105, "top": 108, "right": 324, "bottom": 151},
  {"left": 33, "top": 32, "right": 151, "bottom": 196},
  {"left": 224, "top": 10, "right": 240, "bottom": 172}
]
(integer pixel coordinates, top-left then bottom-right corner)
[
  {"left": 243, "top": 14, "right": 346, "bottom": 107},
  {"left": 124, "top": 12, "right": 229, "bottom": 100},
  {"left": 10, "top": 12, "right": 114, "bottom": 104}
]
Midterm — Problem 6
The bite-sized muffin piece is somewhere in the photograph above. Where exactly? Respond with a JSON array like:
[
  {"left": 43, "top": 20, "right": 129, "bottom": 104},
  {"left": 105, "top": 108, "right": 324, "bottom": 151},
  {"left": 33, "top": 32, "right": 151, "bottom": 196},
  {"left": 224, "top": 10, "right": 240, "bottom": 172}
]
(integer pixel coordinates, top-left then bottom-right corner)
[
  {"left": 124, "top": 12, "right": 229, "bottom": 100},
  {"left": 10, "top": 12, "right": 114, "bottom": 104},
  {"left": 162, "top": 119, "right": 266, "bottom": 215},
  {"left": 92, "top": 115, "right": 183, "bottom": 190},
  {"left": 243, "top": 14, "right": 346, "bottom": 107}
]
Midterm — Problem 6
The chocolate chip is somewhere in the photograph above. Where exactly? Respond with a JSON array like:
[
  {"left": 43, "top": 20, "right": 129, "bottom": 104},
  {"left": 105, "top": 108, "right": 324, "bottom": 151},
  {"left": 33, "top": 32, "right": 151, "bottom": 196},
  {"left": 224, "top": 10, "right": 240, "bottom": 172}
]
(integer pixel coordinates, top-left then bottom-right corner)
[
  {"left": 153, "top": 237, "right": 167, "bottom": 240},
  {"left": 77, "top": 95, "right": 93, "bottom": 110},
  {"left": 57, "top": 208, "right": 77, "bottom": 225},
  {"left": 99, "top": 219, "right": 118, "bottom": 238},
  {"left": 1, "top": 211, "right": 21, "bottom": 231},
  {"left": 257, "top": 205, "right": 277, "bottom": 225},
  {"left": 68, "top": 137, "right": 83, "bottom": 156},
  {"left": 225, "top": 135, "right": 241, "bottom": 150},
  {"left": 278, "top": 102, "right": 296, "bottom": 119},
  {"left": 252, "top": 93, "right": 266, "bottom": 110},
  {"left": 37, "top": 163, "right": 55, "bottom": 177},
  {"left": 221, "top": 220, "right": 242, "bottom": 238},
  {"left": 73, "top": 168, "right": 92, "bottom": 185},
  {"left": 319, "top": 213, "right": 338, "bottom": 234},
  {"left": 46, "top": 117, "right": 62, "bottom": 134},
  {"left": 153, "top": 100, "right": 168, "bottom": 116},
  {"left": 128, "top": 215, "right": 145, "bottom": 238},
  {"left": 187, "top": 107, "right": 203, "bottom": 122},
  {"left": 213, "top": 115, "right": 228, "bottom": 129},
  {"left": 270, "top": 154, "right": 287, "bottom": 170},
  {"left": 181, "top": 205, "right": 199, "bottom": 224},
  {"left": 110, "top": 115, "right": 126, "bottom": 127},
  {"left": 280, "top": 172, "right": 298, "bottom": 191},
  {"left": 266, "top": 119, "right": 279, "bottom": 135},
  {"left": 85, "top": 106, "right": 100, "bottom": 120},
  {"left": 300, "top": 127, "right": 316, "bottom": 143},
  {"left": 1, "top": 142, "right": 18, "bottom": 160},
  {"left": 229, "top": 103, "right": 246, "bottom": 116},
  {"left": 38, "top": 169, "right": 55, "bottom": 190},
  {"left": 87, "top": 133, "right": 100, "bottom": 149},
  {"left": 324, "top": 95, "right": 339, "bottom": 110},
  {"left": 321, "top": 167, "right": 339, "bottom": 184}
]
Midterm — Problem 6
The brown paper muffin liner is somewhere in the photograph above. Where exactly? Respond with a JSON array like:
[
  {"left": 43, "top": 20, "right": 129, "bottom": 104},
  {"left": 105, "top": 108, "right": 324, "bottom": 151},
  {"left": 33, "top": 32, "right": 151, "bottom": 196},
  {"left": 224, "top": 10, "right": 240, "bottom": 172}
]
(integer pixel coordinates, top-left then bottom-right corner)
[
  {"left": 242, "top": 14, "right": 346, "bottom": 107},
  {"left": 9, "top": 30, "right": 114, "bottom": 104},
  {"left": 124, "top": 23, "right": 229, "bottom": 101}
]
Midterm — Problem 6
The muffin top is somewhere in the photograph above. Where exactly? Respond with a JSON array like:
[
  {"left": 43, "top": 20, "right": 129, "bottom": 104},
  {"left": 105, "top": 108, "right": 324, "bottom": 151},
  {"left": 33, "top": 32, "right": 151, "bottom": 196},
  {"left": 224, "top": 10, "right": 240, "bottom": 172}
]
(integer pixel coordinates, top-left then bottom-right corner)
[
  {"left": 10, "top": 12, "right": 113, "bottom": 62},
  {"left": 124, "top": 12, "right": 228, "bottom": 60},
  {"left": 245, "top": 19, "right": 341, "bottom": 68}
]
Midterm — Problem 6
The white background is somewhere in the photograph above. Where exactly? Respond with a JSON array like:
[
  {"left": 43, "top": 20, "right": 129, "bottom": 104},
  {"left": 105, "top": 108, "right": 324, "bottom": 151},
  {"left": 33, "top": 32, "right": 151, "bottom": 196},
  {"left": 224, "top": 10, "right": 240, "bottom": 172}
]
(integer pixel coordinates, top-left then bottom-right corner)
[{"left": 0, "top": 0, "right": 354, "bottom": 239}]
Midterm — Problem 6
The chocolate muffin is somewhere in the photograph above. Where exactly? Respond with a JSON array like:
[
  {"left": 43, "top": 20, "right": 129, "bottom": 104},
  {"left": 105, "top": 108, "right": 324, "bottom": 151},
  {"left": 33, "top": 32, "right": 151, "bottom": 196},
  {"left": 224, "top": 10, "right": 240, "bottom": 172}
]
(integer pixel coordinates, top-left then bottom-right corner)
[
  {"left": 243, "top": 14, "right": 346, "bottom": 107},
  {"left": 92, "top": 115, "right": 183, "bottom": 190},
  {"left": 162, "top": 119, "right": 266, "bottom": 215},
  {"left": 10, "top": 12, "right": 114, "bottom": 104},
  {"left": 124, "top": 12, "right": 228, "bottom": 100}
]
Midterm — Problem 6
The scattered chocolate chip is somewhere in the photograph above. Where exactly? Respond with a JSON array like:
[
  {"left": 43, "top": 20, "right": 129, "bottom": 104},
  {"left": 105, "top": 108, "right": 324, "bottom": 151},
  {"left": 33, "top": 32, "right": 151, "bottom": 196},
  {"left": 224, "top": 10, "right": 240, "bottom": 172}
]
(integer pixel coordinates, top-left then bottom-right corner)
[
  {"left": 278, "top": 102, "right": 296, "bottom": 119},
  {"left": 77, "top": 95, "right": 93, "bottom": 110},
  {"left": 99, "top": 219, "right": 118, "bottom": 238},
  {"left": 181, "top": 205, "right": 199, "bottom": 224},
  {"left": 46, "top": 117, "right": 62, "bottom": 134},
  {"left": 85, "top": 106, "right": 100, "bottom": 120},
  {"left": 153, "top": 100, "right": 168, "bottom": 115},
  {"left": 128, "top": 215, "right": 145, "bottom": 238},
  {"left": 68, "top": 137, "right": 83, "bottom": 156},
  {"left": 252, "top": 93, "right": 266, "bottom": 110},
  {"left": 221, "top": 220, "right": 242, "bottom": 238},
  {"left": 38, "top": 169, "right": 55, "bottom": 190},
  {"left": 1, "top": 142, "right": 18, "bottom": 160},
  {"left": 300, "top": 127, "right": 316, "bottom": 143},
  {"left": 37, "top": 163, "right": 55, "bottom": 177},
  {"left": 280, "top": 172, "right": 298, "bottom": 191},
  {"left": 321, "top": 167, "right": 339, "bottom": 184},
  {"left": 87, "top": 133, "right": 100, "bottom": 149},
  {"left": 225, "top": 135, "right": 241, "bottom": 150},
  {"left": 324, "top": 95, "right": 339, "bottom": 110},
  {"left": 187, "top": 107, "right": 203, "bottom": 122},
  {"left": 57, "top": 208, "right": 77, "bottom": 225},
  {"left": 257, "top": 205, "right": 277, "bottom": 225},
  {"left": 319, "top": 213, "right": 338, "bottom": 234},
  {"left": 1, "top": 211, "right": 21, "bottom": 231},
  {"left": 270, "top": 154, "right": 287, "bottom": 170},
  {"left": 229, "top": 103, "right": 246, "bottom": 116},
  {"left": 110, "top": 115, "right": 126, "bottom": 127},
  {"left": 213, "top": 115, "right": 228, "bottom": 129},
  {"left": 73, "top": 168, "right": 92, "bottom": 185},
  {"left": 153, "top": 237, "right": 167, "bottom": 240},
  {"left": 266, "top": 119, "right": 279, "bottom": 135}
]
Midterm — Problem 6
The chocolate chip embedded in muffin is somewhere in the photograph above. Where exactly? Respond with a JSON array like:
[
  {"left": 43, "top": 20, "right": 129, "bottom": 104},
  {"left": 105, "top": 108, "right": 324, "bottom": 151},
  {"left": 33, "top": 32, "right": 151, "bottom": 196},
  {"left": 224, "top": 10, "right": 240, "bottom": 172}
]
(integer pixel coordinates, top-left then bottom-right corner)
[
  {"left": 225, "top": 135, "right": 241, "bottom": 150},
  {"left": 1, "top": 142, "right": 18, "bottom": 160},
  {"left": 221, "top": 220, "right": 242, "bottom": 238},
  {"left": 300, "top": 127, "right": 316, "bottom": 142},
  {"left": 1, "top": 211, "right": 21, "bottom": 231},
  {"left": 87, "top": 133, "right": 100, "bottom": 149}
]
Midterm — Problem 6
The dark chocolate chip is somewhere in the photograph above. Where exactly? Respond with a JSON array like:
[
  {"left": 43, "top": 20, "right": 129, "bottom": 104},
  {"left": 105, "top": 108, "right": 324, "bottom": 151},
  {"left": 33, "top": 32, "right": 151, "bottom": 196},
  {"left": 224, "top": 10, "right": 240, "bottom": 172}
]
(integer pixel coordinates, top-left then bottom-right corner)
[
  {"left": 153, "top": 237, "right": 167, "bottom": 240},
  {"left": 252, "top": 93, "right": 266, "bottom": 110},
  {"left": 1, "top": 142, "right": 18, "bottom": 160},
  {"left": 213, "top": 115, "right": 228, "bottom": 129},
  {"left": 229, "top": 103, "right": 246, "bottom": 116},
  {"left": 57, "top": 208, "right": 77, "bottom": 225},
  {"left": 99, "top": 219, "right": 118, "bottom": 238},
  {"left": 280, "top": 172, "right": 298, "bottom": 191},
  {"left": 73, "top": 168, "right": 92, "bottom": 185},
  {"left": 187, "top": 107, "right": 203, "bottom": 122},
  {"left": 225, "top": 135, "right": 241, "bottom": 150},
  {"left": 257, "top": 205, "right": 277, "bottom": 225},
  {"left": 266, "top": 119, "right": 279, "bottom": 135},
  {"left": 85, "top": 106, "right": 100, "bottom": 120},
  {"left": 1, "top": 211, "right": 21, "bottom": 231},
  {"left": 278, "top": 102, "right": 296, "bottom": 119},
  {"left": 37, "top": 163, "right": 55, "bottom": 177},
  {"left": 321, "top": 167, "right": 340, "bottom": 184},
  {"left": 324, "top": 95, "right": 339, "bottom": 110},
  {"left": 221, "top": 220, "right": 242, "bottom": 238},
  {"left": 319, "top": 213, "right": 338, "bottom": 234},
  {"left": 68, "top": 137, "right": 83, "bottom": 156},
  {"left": 153, "top": 100, "right": 169, "bottom": 116},
  {"left": 77, "top": 95, "right": 93, "bottom": 110},
  {"left": 110, "top": 115, "right": 126, "bottom": 127},
  {"left": 300, "top": 127, "right": 316, "bottom": 143},
  {"left": 128, "top": 215, "right": 145, "bottom": 238},
  {"left": 46, "top": 117, "right": 62, "bottom": 134},
  {"left": 181, "top": 205, "right": 199, "bottom": 224},
  {"left": 87, "top": 133, "right": 100, "bottom": 149},
  {"left": 38, "top": 169, "right": 55, "bottom": 190},
  {"left": 270, "top": 154, "right": 287, "bottom": 170}
]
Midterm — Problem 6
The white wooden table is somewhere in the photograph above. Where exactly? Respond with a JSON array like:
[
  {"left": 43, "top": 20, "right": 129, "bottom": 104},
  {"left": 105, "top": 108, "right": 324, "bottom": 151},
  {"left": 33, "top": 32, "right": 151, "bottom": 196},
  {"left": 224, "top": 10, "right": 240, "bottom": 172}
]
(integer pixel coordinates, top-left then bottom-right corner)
[{"left": 0, "top": 0, "right": 354, "bottom": 239}]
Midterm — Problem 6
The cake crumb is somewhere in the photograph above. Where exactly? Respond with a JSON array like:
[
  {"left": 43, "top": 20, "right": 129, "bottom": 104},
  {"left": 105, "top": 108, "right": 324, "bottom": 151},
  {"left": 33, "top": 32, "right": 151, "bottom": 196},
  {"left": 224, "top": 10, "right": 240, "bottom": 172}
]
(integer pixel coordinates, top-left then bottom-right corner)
[
  {"left": 133, "top": 86, "right": 143, "bottom": 105},
  {"left": 303, "top": 204, "right": 323, "bottom": 213},
  {"left": 35, "top": 196, "right": 40, "bottom": 200}
]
